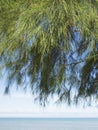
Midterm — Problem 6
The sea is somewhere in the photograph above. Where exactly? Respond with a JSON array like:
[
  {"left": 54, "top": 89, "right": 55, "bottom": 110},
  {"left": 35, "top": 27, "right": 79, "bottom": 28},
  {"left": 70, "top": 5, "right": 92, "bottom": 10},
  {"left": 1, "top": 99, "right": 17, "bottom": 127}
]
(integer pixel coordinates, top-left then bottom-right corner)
[{"left": 0, "top": 118, "right": 98, "bottom": 130}]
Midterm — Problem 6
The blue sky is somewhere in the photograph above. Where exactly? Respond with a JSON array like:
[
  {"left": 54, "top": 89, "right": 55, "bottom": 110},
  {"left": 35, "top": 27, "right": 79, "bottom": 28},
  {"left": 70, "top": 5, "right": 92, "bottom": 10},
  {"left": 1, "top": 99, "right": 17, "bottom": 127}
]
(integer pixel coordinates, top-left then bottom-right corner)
[
  {"left": 0, "top": 73, "right": 98, "bottom": 118},
  {"left": 0, "top": 86, "right": 98, "bottom": 118}
]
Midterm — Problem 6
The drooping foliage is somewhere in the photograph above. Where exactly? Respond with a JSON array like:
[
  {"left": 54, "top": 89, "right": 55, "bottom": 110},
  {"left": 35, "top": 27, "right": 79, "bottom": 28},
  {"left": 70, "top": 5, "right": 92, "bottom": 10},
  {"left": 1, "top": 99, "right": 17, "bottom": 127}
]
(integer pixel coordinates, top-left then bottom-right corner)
[{"left": 0, "top": 0, "right": 98, "bottom": 105}]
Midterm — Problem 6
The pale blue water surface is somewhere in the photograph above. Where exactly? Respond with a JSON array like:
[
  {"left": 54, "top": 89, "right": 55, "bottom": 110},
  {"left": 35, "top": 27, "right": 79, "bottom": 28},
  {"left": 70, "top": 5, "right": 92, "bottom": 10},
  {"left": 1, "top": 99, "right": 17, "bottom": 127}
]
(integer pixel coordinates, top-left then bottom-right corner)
[{"left": 0, "top": 118, "right": 98, "bottom": 130}]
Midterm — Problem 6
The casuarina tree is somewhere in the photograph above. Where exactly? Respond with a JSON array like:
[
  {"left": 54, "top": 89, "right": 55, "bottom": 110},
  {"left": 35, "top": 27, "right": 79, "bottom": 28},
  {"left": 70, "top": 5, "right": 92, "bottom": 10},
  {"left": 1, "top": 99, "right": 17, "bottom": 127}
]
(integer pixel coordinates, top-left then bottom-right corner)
[{"left": 0, "top": 0, "right": 98, "bottom": 105}]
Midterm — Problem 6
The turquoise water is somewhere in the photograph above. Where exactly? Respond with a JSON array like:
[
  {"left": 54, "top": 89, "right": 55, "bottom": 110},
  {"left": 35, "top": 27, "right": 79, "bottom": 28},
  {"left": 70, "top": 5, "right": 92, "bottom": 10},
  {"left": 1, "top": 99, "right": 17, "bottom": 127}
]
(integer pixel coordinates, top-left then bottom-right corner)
[{"left": 0, "top": 118, "right": 98, "bottom": 130}]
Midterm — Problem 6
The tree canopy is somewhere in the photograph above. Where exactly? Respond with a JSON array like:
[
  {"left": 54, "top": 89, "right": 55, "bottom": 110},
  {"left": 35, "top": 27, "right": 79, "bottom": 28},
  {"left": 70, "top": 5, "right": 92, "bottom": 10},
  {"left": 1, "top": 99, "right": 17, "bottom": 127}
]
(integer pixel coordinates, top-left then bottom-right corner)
[{"left": 0, "top": 0, "right": 98, "bottom": 105}]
